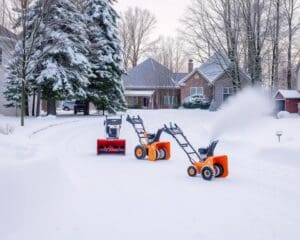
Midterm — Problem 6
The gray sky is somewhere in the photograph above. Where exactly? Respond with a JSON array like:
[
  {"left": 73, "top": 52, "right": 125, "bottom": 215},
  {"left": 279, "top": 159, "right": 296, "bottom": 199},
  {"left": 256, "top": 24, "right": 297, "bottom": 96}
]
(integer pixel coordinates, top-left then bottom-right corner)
[{"left": 115, "top": 0, "right": 189, "bottom": 37}]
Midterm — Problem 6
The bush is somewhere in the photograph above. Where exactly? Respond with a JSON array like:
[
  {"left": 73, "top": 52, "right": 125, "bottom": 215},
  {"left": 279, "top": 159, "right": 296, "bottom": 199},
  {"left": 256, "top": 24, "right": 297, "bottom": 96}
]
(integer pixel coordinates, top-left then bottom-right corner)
[{"left": 128, "top": 104, "right": 142, "bottom": 109}]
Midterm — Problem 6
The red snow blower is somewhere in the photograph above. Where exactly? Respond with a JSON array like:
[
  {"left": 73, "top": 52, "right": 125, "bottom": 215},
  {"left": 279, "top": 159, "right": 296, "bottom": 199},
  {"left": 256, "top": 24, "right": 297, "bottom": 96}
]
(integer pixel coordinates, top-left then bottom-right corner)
[{"left": 97, "top": 115, "right": 126, "bottom": 155}]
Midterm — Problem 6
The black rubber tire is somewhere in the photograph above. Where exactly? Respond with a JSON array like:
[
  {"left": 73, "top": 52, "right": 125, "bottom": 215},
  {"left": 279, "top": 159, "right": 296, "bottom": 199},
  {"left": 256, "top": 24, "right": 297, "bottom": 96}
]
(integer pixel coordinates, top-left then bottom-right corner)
[
  {"left": 63, "top": 107, "right": 70, "bottom": 111},
  {"left": 187, "top": 166, "right": 197, "bottom": 177},
  {"left": 157, "top": 148, "right": 167, "bottom": 160},
  {"left": 134, "top": 145, "right": 147, "bottom": 160},
  {"left": 201, "top": 166, "right": 214, "bottom": 181},
  {"left": 214, "top": 164, "right": 224, "bottom": 178}
]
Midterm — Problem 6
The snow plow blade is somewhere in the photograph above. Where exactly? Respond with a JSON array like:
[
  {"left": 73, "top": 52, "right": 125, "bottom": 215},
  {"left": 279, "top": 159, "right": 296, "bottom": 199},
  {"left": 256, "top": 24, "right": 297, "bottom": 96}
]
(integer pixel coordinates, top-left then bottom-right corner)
[{"left": 97, "top": 139, "right": 126, "bottom": 155}]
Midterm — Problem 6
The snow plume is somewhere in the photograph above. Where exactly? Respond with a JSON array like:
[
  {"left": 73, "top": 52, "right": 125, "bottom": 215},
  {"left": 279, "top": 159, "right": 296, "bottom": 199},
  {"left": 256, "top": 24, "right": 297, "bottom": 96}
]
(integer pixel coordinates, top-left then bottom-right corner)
[{"left": 210, "top": 87, "right": 272, "bottom": 140}]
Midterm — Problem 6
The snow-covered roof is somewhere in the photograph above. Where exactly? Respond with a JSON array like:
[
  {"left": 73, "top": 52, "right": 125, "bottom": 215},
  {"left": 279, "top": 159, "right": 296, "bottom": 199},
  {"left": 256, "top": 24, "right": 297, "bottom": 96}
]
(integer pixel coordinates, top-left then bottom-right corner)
[
  {"left": 124, "top": 90, "right": 155, "bottom": 97},
  {"left": 122, "top": 58, "right": 181, "bottom": 89},
  {"left": 179, "top": 52, "right": 250, "bottom": 85},
  {"left": 198, "top": 52, "right": 231, "bottom": 83},
  {"left": 276, "top": 90, "right": 300, "bottom": 99}
]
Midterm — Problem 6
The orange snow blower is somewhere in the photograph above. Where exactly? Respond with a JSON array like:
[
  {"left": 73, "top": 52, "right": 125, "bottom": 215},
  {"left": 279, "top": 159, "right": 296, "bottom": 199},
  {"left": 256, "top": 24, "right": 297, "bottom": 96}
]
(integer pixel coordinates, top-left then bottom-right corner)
[
  {"left": 97, "top": 115, "right": 126, "bottom": 155},
  {"left": 126, "top": 115, "right": 170, "bottom": 161},
  {"left": 164, "top": 124, "right": 228, "bottom": 181}
]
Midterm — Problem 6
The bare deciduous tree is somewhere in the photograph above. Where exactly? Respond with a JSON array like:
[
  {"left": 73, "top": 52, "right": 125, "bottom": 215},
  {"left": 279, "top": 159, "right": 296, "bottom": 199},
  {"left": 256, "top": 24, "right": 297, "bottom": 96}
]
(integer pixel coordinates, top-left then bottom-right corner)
[
  {"left": 270, "top": 0, "right": 281, "bottom": 89},
  {"left": 283, "top": 0, "right": 300, "bottom": 89},
  {"left": 119, "top": 7, "right": 157, "bottom": 69},
  {"left": 181, "top": 0, "right": 243, "bottom": 87},
  {"left": 180, "top": 0, "right": 300, "bottom": 90},
  {"left": 149, "top": 36, "right": 187, "bottom": 73}
]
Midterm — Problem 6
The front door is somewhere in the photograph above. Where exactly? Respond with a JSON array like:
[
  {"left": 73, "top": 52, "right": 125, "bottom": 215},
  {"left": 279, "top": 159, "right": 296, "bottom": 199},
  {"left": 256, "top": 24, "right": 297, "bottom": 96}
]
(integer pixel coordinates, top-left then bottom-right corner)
[
  {"left": 143, "top": 97, "right": 149, "bottom": 108},
  {"left": 276, "top": 100, "right": 285, "bottom": 111}
]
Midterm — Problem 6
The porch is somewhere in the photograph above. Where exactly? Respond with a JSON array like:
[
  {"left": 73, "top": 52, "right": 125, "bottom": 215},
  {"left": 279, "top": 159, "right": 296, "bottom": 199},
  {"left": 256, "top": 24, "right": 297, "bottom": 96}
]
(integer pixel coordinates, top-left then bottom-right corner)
[{"left": 125, "top": 90, "right": 155, "bottom": 109}]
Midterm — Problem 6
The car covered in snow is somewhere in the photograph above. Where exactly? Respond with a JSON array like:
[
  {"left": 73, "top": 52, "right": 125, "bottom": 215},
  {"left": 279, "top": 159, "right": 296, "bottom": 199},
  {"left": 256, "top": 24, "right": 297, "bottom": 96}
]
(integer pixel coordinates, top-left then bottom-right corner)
[{"left": 183, "top": 94, "right": 211, "bottom": 109}]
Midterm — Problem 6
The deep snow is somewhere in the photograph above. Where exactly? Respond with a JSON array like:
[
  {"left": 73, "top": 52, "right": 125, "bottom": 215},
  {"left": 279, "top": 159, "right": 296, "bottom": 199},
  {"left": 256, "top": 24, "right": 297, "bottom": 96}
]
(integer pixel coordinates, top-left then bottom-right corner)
[{"left": 0, "top": 92, "right": 300, "bottom": 240}]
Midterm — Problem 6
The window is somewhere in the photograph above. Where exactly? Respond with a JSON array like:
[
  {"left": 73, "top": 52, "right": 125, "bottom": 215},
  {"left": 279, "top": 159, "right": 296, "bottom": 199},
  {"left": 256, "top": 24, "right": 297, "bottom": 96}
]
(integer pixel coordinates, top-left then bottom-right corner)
[
  {"left": 0, "top": 48, "right": 2, "bottom": 65},
  {"left": 190, "top": 87, "right": 203, "bottom": 96},
  {"left": 223, "top": 87, "right": 234, "bottom": 101},
  {"left": 164, "top": 96, "right": 170, "bottom": 105},
  {"left": 164, "top": 96, "right": 178, "bottom": 106}
]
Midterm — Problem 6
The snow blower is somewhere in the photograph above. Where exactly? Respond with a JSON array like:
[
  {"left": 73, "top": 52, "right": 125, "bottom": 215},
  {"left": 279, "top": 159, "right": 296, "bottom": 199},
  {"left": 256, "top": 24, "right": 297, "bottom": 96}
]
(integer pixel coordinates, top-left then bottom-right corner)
[
  {"left": 126, "top": 115, "right": 170, "bottom": 161},
  {"left": 97, "top": 115, "right": 126, "bottom": 155},
  {"left": 164, "top": 123, "right": 228, "bottom": 181}
]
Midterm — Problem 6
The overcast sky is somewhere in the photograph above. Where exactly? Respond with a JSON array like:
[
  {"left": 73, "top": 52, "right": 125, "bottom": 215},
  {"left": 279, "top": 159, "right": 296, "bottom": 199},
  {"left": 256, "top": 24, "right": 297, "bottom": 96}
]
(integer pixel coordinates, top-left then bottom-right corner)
[{"left": 114, "top": 0, "right": 189, "bottom": 37}]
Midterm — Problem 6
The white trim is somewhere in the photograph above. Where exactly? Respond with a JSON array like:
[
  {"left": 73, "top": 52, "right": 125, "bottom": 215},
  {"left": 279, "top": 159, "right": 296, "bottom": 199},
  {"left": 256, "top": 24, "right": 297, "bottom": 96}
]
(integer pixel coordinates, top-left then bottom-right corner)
[{"left": 125, "top": 90, "right": 155, "bottom": 97}]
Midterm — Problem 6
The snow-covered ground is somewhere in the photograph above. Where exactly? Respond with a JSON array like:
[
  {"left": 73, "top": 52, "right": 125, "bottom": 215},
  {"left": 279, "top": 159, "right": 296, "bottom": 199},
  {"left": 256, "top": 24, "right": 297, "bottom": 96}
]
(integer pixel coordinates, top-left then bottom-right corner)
[{"left": 1, "top": 90, "right": 300, "bottom": 240}]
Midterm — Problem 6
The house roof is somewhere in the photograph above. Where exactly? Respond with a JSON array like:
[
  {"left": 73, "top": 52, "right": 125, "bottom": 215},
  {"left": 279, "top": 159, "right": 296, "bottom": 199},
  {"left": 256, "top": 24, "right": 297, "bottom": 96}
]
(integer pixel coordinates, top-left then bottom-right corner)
[
  {"left": 275, "top": 90, "right": 300, "bottom": 99},
  {"left": 198, "top": 52, "right": 231, "bottom": 83},
  {"left": 0, "top": 25, "right": 17, "bottom": 39},
  {"left": 122, "top": 58, "right": 181, "bottom": 89},
  {"left": 172, "top": 72, "right": 188, "bottom": 82},
  {"left": 179, "top": 52, "right": 250, "bottom": 85}
]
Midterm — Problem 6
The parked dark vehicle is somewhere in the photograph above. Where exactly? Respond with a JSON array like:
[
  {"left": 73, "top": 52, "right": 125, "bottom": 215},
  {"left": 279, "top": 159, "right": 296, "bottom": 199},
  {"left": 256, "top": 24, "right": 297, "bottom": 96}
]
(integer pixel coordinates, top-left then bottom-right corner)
[
  {"left": 74, "top": 100, "right": 89, "bottom": 115},
  {"left": 183, "top": 95, "right": 211, "bottom": 109}
]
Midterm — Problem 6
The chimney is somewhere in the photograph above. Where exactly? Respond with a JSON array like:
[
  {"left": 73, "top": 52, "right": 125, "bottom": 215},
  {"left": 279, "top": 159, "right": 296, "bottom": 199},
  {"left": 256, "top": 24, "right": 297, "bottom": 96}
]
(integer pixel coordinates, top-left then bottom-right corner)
[{"left": 188, "top": 59, "right": 194, "bottom": 73}]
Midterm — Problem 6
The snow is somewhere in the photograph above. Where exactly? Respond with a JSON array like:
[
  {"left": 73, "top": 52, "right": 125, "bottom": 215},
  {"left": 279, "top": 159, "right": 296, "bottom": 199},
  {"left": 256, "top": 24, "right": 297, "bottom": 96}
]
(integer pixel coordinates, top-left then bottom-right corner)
[
  {"left": 277, "top": 111, "right": 299, "bottom": 119},
  {"left": 1, "top": 90, "right": 300, "bottom": 239}
]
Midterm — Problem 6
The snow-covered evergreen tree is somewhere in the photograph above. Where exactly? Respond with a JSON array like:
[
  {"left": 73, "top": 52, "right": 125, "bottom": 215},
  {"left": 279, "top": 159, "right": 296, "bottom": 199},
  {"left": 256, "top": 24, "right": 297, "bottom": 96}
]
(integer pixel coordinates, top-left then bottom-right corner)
[
  {"left": 4, "top": 0, "right": 44, "bottom": 117},
  {"left": 32, "top": 0, "right": 90, "bottom": 115},
  {"left": 85, "top": 0, "right": 126, "bottom": 113},
  {"left": 5, "top": 0, "right": 90, "bottom": 116}
]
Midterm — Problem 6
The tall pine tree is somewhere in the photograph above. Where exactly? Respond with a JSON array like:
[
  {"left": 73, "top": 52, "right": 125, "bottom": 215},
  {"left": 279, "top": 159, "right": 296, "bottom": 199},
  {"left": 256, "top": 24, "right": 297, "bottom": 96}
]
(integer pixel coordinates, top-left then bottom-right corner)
[
  {"left": 85, "top": 0, "right": 126, "bottom": 114},
  {"left": 32, "top": 0, "right": 90, "bottom": 115}
]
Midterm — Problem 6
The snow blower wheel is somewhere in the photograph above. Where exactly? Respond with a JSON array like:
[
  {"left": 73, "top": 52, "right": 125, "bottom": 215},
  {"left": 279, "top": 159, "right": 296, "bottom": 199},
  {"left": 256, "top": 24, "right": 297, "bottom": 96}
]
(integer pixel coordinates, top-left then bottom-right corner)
[
  {"left": 214, "top": 163, "right": 224, "bottom": 178},
  {"left": 135, "top": 145, "right": 147, "bottom": 159},
  {"left": 156, "top": 148, "right": 167, "bottom": 160},
  {"left": 127, "top": 115, "right": 171, "bottom": 161},
  {"left": 201, "top": 166, "right": 214, "bottom": 181},
  {"left": 187, "top": 166, "right": 197, "bottom": 177}
]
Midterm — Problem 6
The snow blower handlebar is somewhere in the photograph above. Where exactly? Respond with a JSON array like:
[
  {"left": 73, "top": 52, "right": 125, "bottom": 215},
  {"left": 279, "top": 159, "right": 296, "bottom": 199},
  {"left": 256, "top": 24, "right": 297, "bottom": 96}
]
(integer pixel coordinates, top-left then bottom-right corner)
[
  {"left": 163, "top": 123, "right": 202, "bottom": 164},
  {"left": 104, "top": 115, "right": 122, "bottom": 127},
  {"left": 126, "top": 115, "right": 165, "bottom": 145}
]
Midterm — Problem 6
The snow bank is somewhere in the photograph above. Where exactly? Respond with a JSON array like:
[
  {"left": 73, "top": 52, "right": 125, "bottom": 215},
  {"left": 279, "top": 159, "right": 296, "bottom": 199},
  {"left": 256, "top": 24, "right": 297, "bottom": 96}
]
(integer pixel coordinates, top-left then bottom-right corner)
[
  {"left": 210, "top": 87, "right": 272, "bottom": 140},
  {"left": 277, "top": 111, "right": 299, "bottom": 119},
  {"left": 0, "top": 124, "right": 14, "bottom": 135}
]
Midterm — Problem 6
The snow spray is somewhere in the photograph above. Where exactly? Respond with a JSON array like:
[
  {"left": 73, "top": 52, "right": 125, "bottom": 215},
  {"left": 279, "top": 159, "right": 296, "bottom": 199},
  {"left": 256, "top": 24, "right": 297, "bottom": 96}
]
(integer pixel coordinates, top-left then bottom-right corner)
[{"left": 210, "top": 87, "right": 273, "bottom": 141}]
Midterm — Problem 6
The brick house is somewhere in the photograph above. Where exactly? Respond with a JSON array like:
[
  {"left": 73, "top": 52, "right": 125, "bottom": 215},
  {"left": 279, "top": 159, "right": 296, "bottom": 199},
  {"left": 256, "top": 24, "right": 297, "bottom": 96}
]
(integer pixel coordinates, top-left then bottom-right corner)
[
  {"left": 178, "top": 52, "right": 251, "bottom": 110},
  {"left": 122, "top": 58, "right": 187, "bottom": 109},
  {"left": 274, "top": 90, "right": 300, "bottom": 113},
  {"left": 123, "top": 53, "right": 250, "bottom": 109},
  {"left": 0, "top": 25, "right": 17, "bottom": 116}
]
